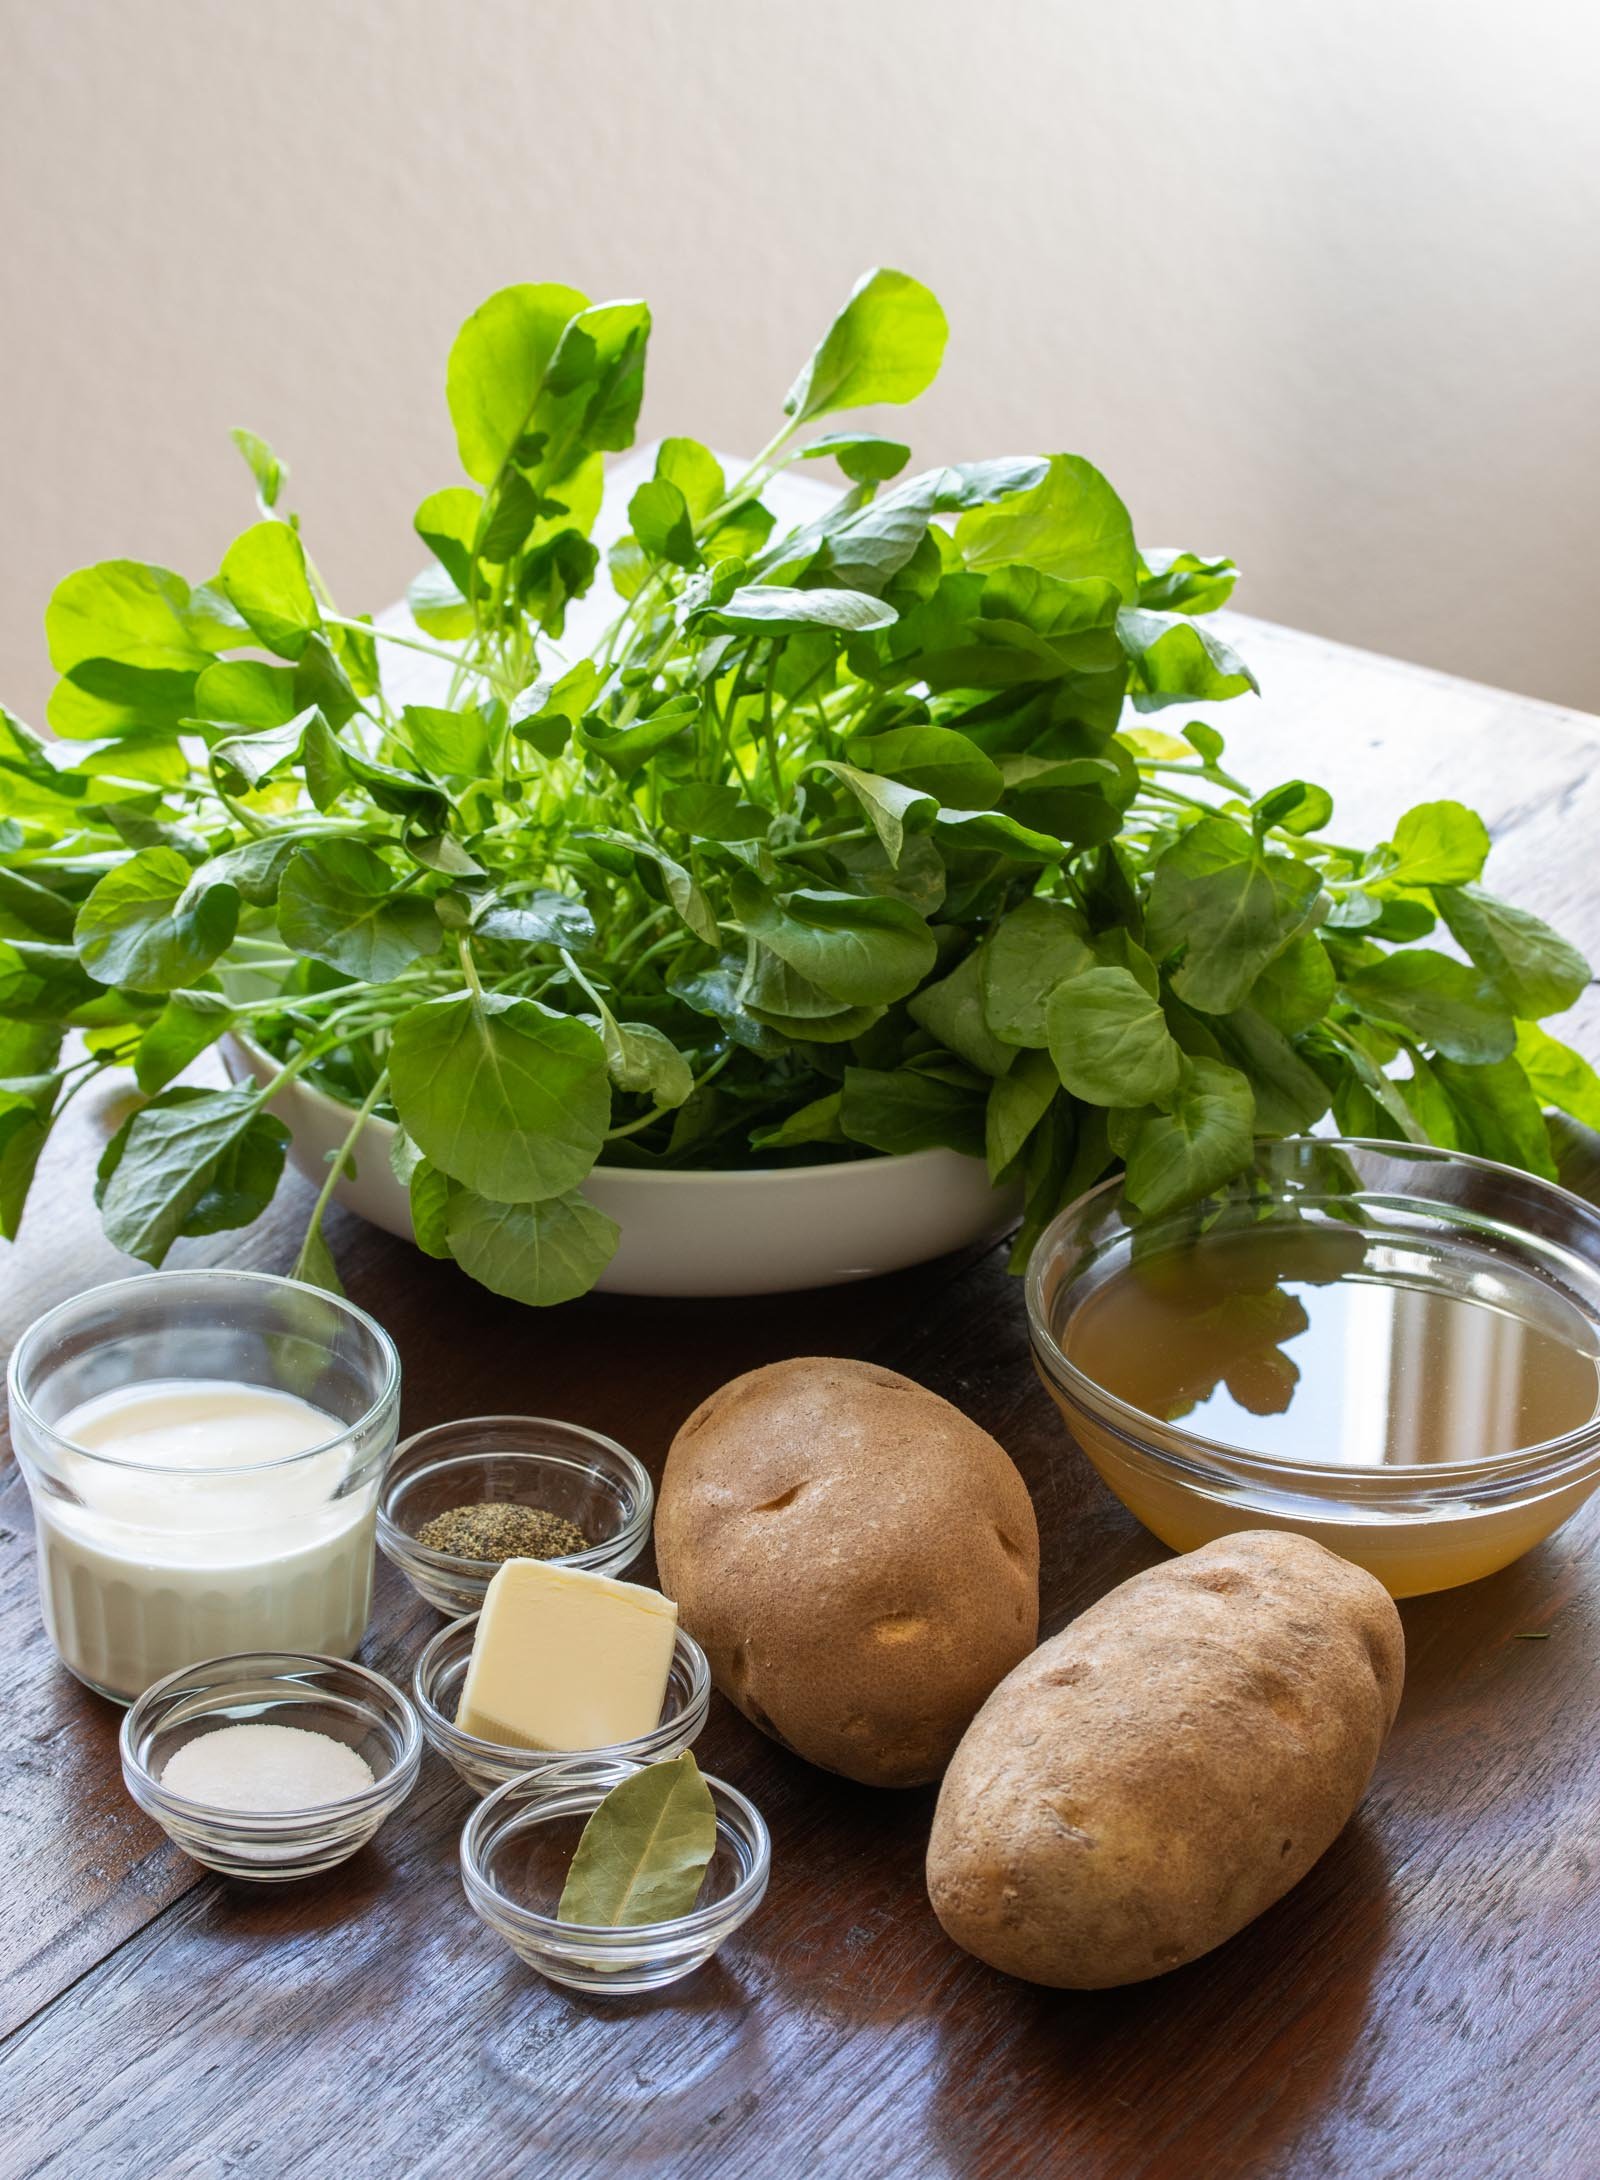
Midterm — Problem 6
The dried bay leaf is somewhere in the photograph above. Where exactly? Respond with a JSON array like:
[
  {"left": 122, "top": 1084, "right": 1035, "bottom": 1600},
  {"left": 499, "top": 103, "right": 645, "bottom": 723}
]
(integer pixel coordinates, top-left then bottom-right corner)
[{"left": 557, "top": 1752, "right": 717, "bottom": 1927}]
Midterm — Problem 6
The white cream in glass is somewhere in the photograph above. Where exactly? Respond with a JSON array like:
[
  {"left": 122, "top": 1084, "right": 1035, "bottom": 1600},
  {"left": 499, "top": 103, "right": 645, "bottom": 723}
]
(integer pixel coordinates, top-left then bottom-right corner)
[{"left": 8, "top": 1272, "right": 400, "bottom": 1702}]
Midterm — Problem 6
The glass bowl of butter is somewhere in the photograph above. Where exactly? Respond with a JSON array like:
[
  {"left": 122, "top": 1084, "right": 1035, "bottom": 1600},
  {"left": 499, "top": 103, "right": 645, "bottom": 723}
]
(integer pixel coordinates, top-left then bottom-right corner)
[
  {"left": 460, "top": 1755, "right": 770, "bottom": 1994},
  {"left": 413, "top": 1601, "right": 712, "bottom": 1795}
]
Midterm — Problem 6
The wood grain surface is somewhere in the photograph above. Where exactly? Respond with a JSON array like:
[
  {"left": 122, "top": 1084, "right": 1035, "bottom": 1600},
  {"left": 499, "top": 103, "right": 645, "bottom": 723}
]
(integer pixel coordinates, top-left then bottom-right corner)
[{"left": 3, "top": 624, "right": 1599, "bottom": 2180}]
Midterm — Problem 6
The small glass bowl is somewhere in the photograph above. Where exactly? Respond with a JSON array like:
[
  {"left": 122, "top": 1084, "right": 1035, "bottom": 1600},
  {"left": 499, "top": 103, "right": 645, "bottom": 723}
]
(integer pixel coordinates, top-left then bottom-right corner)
[
  {"left": 460, "top": 1756, "right": 770, "bottom": 1995},
  {"left": 120, "top": 1651, "right": 423, "bottom": 1881},
  {"left": 413, "top": 1611, "right": 711, "bottom": 1795},
  {"left": 377, "top": 1416, "right": 653, "bottom": 1616},
  {"left": 1027, "top": 1137, "right": 1600, "bottom": 1598}
]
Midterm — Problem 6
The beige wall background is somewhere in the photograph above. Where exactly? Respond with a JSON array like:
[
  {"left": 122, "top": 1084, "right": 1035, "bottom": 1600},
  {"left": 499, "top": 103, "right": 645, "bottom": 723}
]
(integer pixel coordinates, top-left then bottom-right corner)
[{"left": 3, "top": 0, "right": 1599, "bottom": 729}]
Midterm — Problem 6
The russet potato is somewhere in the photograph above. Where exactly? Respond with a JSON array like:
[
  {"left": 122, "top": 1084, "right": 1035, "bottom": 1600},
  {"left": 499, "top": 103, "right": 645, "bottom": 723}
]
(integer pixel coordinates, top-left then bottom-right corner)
[
  {"left": 655, "top": 1356, "right": 1040, "bottom": 1787},
  {"left": 926, "top": 1529, "right": 1404, "bottom": 1986}
]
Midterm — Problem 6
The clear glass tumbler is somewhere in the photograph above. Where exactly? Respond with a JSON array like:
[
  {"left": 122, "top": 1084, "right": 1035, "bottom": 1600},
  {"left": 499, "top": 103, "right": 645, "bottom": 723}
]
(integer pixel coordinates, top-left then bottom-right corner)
[{"left": 8, "top": 1269, "right": 401, "bottom": 1702}]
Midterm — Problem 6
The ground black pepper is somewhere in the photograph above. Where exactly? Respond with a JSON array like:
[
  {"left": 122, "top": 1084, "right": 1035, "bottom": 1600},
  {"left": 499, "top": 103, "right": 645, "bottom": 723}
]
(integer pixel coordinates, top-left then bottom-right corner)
[{"left": 416, "top": 1502, "right": 589, "bottom": 1561}]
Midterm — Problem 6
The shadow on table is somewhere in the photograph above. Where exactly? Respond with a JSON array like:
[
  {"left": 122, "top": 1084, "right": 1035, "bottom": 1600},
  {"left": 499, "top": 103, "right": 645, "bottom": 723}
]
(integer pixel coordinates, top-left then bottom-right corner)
[
  {"left": 467, "top": 1943, "right": 775, "bottom": 2156},
  {"left": 1395, "top": 1516, "right": 1598, "bottom": 1697},
  {"left": 923, "top": 1813, "right": 1393, "bottom": 2175}
]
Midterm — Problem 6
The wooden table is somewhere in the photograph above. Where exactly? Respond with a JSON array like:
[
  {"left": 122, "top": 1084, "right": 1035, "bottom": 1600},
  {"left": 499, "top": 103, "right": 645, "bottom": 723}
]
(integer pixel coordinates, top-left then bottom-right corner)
[{"left": 4, "top": 622, "right": 1599, "bottom": 2180}]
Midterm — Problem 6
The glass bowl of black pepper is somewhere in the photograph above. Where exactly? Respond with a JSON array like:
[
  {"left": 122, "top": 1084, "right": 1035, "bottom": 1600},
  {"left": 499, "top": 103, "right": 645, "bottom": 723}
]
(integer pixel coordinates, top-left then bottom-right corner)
[{"left": 376, "top": 1415, "right": 654, "bottom": 1617}]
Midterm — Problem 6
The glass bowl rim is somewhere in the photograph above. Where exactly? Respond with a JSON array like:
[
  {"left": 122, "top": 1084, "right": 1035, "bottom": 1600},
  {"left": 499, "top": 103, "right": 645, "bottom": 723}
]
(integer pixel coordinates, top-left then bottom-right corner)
[
  {"left": 412, "top": 1611, "right": 710, "bottom": 1763},
  {"left": 120, "top": 1648, "right": 424, "bottom": 1827},
  {"left": 459, "top": 1754, "right": 771, "bottom": 1942},
  {"left": 377, "top": 1414, "right": 653, "bottom": 1577},
  {"left": 7, "top": 1268, "right": 402, "bottom": 1477},
  {"left": 1024, "top": 1134, "right": 1600, "bottom": 1486}
]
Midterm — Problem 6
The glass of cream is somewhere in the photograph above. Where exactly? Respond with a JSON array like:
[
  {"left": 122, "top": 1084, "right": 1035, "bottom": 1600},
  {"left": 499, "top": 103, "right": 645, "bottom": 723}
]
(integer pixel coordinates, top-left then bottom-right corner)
[{"left": 7, "top": 1270, "right": 401, "bottom": 1703}]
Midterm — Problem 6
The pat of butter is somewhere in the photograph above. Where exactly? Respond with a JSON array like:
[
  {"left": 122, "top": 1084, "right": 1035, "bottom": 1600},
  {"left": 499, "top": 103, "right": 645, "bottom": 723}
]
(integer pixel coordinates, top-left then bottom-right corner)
[{"left": 455, "top": 1557, "right": 678, "bottom": 1752}]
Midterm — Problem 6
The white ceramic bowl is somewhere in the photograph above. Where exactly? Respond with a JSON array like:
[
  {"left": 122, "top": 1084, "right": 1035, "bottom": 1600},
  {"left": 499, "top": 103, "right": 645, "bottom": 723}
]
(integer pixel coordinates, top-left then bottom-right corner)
[{"left": 223, "top": 1032, "right": 1017, "bottom": 1297}]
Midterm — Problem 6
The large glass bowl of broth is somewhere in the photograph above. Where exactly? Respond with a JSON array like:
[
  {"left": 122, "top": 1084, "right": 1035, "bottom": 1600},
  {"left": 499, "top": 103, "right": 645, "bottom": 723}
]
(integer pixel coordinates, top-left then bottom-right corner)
[{"left": 1026, "top": 1140, "right": 1600, "bottom": 1597}]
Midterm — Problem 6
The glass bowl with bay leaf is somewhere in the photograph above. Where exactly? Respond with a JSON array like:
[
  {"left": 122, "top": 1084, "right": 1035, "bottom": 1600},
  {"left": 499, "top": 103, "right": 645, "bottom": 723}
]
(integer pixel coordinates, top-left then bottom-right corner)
[{"left": 459, "top": 1752, "right": 770, "bottom": 1994}]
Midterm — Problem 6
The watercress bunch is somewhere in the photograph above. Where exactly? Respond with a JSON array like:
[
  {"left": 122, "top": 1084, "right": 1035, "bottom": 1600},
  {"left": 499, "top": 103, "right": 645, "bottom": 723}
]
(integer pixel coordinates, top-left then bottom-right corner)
[{"left": 1, "top": 269, "right": 1594, "bottom": 1303}]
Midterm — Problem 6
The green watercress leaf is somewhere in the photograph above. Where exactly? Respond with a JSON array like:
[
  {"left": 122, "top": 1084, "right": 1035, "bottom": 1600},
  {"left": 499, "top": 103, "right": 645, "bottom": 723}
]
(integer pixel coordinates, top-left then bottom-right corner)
[
  {"left": 985, "top": 1046, "right": 1057, "bottom": 1182},
  {"left": 1514, "top": 1021, "right": 1600, "bottom": 1132},
  {"left": 180, "top": 1104, "right": 292, "bottom": 1235},
  {"left": 1422, "top": 1054, "right": 1558, "bottom": 1179},
  {"left": 1145, "top": 816, "right": 1322, "bottom": 1014},
  {"left": 733, "top": 880, "right": 937, "bottom": 1008},
  {"left": 99, "top": 1087, "right": 282, "bottom": 1263},
  {"left": 134, "top": 992, "right": 236, "bottom": 1093},
  {"left": 75, "top": 847, "right": 239, "bottom": 993},
  {"left": 800, "top": 432, "right": 912, "bottom": 483},
  {"left": 0, "top": 1091, "right": 52, "bottom": 1240},
  {"left": 1137, "top": 548, "right": 1238, "bottom": 615},
  {"left": 955, "top": 454, "right": 1139, "bottom": 601},
  {"left": 839, "top": 1063, "right": 986, "bottom": 1158},
  {"left": 1434, "top": 885, "right": 1591, "bottom": 1020},
  {"left": 409, "top": 1157, "right": 452, "bottom": 1258},
  {"left": 981, "top": 896, "right": 1095, "bottom": 1048},
  {"left": 446, "top": 1184, "right": 620, "bottom": 1307},
  {"left": 818, "top": 760, "right": 935, "bottom": 866},
  {"left": 933, "top": 808, "right": 1065, "bottom": 865},
  {"left": 844, "top": 726, "right": 1001, "bottom": 807},
  {"left": 1119, "top": 609, "right": 1259, "bottom": 709},
  {"left": 655, "top": 438, "right": 725, "bottom": 523},
  {"left": 1251, "top": 932, "right": 1336, "bottom": 1035},
  {"left": 446, "top": 281, "right": 590, "bottom": 485},
  {"left": 231, "top": 427, "right": 285, "bottom": 510},
  {"left": 1212, "top": 1005, "right": 1330, "bottom": 1135},
  {"left": 1341, "top": 949, "right": 1515, "bottom": 1064},
  {"left": 191, "top": 658, "right": 299, "bottom": 730},
  {"left": 277, "top": 840, "right": 443, "bottom": 981},
  {"left": 414, "top": 485, "right": 482, "bottom": 596},
  {"left": 210, "top": 706, "right": 315, "bottom": 791},
  {"left": 1045, "top": 965, "right": 1183, "bottom": 1108},
  {"left": 388, "top": 992, "right": 609, "bottom": 1202},
  {"left": 1120, "top": 1057, "right": 1256, "bottom": 1215},
  {"left": 597, "top": 1017, "right": 694, "bottom": 1108},
  {"left": 402, "top": 703, "right": 494, "bottom": 779},
  {"left": 784, "top": 268, "right": 948, "bottom": 424},
  {"left": 45, "top": 560, "right": 213, "bottom": 679},
  {"left": 1252, "top": 779, "right": 1334, "bottom": 839},
  {"left": 581, "top": 831, "right": 717, "bottom": 945},
  {"left": 749, "top": 1091, "right": 847, "bottom": 1151},
  {"left": 703, "top": 585, "right": 897, "bottom": 636},
  {"left": 629, "top": 478, "right": 697, "bottom": 569},
  {"left": 907, "top": 947, "right": 1015, "bottom": 1076},
  {"left": 217, "top": 522, "right": 322, "bottom": 660},
  {"left": 1381, "top": 801, "right": 1491, "bottom": 889},
  {"left": 291, "top": 1216, "right": 344, "bottom": 1296},
  {"left": 475, "top": 890, "right": 596, "bottom": 950}
]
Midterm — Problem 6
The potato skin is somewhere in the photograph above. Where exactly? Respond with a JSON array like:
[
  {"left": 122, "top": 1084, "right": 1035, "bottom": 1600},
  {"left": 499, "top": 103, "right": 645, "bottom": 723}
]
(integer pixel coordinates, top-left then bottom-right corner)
[
  {"left": 655, "top": 1357, "right": 1040, "bottom": 1787},
  {"left": 926, "top": 1531, "right": 1403, "bottom": 1987}
]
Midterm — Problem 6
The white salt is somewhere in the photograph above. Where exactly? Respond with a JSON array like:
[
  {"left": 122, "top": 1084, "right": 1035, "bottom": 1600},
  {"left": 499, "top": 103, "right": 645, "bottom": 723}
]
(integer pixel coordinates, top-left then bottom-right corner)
[{"left": 161, "top": 1722, "right": 376, "bottom": 1811}]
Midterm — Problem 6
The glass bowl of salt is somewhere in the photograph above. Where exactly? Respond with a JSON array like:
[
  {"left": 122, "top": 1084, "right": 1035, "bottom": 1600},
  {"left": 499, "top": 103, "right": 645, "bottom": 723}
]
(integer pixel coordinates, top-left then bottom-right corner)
[{"left": 120, "top": 1651, "right": 422, "bottom": 1881}]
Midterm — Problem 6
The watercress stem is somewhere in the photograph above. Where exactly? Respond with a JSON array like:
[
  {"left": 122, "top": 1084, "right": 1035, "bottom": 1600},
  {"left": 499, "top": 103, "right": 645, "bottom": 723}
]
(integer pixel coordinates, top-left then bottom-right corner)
[
  {"left": 455, "top": 933, "right": 484, "bottom": 1001},
  {"left": 323, "top": 613, "right": 468, "bottom": 671},
  {"left": 294, "top": 1066, "right": 390, "bottom": 1275}
]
